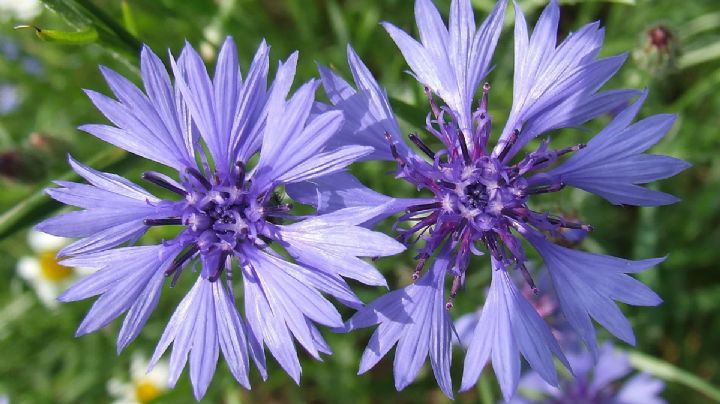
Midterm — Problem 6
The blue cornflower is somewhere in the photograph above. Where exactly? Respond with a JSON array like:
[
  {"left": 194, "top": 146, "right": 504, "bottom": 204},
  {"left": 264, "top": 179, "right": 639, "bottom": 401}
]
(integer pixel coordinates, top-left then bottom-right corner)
[
  {"left": 509, "top": 343, "right": 666, "bottom": 404},
  {"left": 297, "top": 0, "right": 689, "bottom": 399},
  {"left": 37, "top": 38, "right": 405, "bottom": 399}
]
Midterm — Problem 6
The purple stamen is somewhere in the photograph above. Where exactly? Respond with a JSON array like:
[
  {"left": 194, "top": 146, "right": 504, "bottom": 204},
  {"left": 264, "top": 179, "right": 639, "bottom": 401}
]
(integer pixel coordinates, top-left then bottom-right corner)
[
  {"left": 186, "top": 167, "right": 212, "bottom": 190},
  {"left": 384, "top": 132, "right": 405, "bottom": 167},
  {"left": 142, "top": 171, "right": 187, "bottom": 196},
  {"left": 406, "top": 202, "right": 442, "bottom": 213},
  {"left": 450, "top": 275, "right": 462, "bottom": 298},
  {"left": 144, "top": 218, "right": 183, "bottom": 226},
  {"left": 235, "top": 161, "right": 246, "bottom": 188},
  {"left": 480, "top": 82, "right": 491, "bottom": 112},
  {"left": 526, "top": 182, "right": 565, "bottom": 195},
  {"left": 496, "top": 129, "right": 519, "bottom": 162},
  {"left": 436, "top": 179, "right": 456, "bottom": 189},
  {"left": 425, "top": 86, "right": 441, "bottom": 119},
  {"left": 208, "top": 251, "right": 230, "bottom": 282},
  {"left": 265, "top": 204, "right": 293, "bottom": 216},
  {"left": 515, "top": 260, "right": 539, "bottom": 295},
  {"left": 165, "top": 244, "right": 199, "bottom": 286},
  {"left": 546, "top": 215, "right": 593, "bottom": 232},
  {"left": 409, "top": 133, "right": 436, "bottom": 159},
  {"left": 412, "top": 254, "right": 429, "bottom": 280},
  {"left": 457, "top": 131, "right": 472, "bottom": 165}
]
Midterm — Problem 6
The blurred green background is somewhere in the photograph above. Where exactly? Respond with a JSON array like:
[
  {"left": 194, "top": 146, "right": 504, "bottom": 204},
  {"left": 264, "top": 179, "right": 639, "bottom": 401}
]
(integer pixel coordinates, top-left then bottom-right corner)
[{"left": 0, "top": 0, "right": 719, "bottom": 402}]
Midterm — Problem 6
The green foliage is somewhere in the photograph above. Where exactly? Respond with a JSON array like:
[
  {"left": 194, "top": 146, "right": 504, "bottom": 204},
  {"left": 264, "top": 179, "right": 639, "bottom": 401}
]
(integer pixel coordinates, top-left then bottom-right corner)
[{"left": 0, "top": 0, "right": 719, "bottom": 402}]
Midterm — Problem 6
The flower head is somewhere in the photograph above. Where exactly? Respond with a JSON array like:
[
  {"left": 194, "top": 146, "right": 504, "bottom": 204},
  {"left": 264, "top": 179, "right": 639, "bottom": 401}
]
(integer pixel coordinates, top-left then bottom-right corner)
[
  {"left": 38, "top": 37, "right": 404, "bottom": 399},
  {"left": 313, "top": 0, "right": 688, "bottom": 399},
  {"left": 510, "top": 343, "right": 666, "bottom": 404}
]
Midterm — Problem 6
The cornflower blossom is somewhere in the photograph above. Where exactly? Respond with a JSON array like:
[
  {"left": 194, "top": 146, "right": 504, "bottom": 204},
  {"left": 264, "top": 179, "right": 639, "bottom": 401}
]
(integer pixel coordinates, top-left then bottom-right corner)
[
  {"left": 509, "top": 343, "right": 666, "bottom": 404},
  {"left": 293, "top": 0, "right": 689, "bottom": 399},
  {"left": 37, "top": 38, "right": 405, "bottom": 399}
]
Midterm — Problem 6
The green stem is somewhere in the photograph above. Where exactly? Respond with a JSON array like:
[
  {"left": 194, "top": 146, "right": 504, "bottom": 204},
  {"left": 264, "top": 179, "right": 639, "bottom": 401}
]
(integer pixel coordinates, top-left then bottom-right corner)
[
  {"left": 74, "top": 0, "right": 142, "bottom": 54},
  {"left": 0, "top": 149, "right": 135, "bottom": 242},
  {"left": 628, "top": 350, "right": 720, "bottom": 402},
  {"left": 478, "top": 371, "right": 495, "bottom": 404}
]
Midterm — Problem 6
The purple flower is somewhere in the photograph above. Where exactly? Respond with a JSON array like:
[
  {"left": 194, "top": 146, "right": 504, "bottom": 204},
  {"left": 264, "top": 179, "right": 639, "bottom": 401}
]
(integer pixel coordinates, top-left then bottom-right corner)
[
  {"left": 310, "top": 0, "right": 688, "bottom": 399},
  {"left": 37, "top": 38, "right": 405, "bottom": 399},
  {"left": 509, "top": 343, "right": 666, "bottom": 404}
]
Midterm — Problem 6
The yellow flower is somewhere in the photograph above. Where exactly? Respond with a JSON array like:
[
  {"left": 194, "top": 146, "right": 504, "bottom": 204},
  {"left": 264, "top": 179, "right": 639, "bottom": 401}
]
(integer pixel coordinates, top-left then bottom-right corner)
[
  {"left": 108, "top": 354, "right": 169, "bottom": 404},
  {"left": 16, "top": 230, "right": 91, "bottom": 308}
]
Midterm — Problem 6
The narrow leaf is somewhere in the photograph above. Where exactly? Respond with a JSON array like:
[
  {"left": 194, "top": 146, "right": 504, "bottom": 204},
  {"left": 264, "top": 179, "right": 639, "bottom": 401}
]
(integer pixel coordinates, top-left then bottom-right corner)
[
  {"left": 0, "top": 148, "right": 136, "bottom": 242},
  {"left": 628, "top": 350, "right": 720, "bottom": 402},
  {"left": 14, "top": 25, "right": 98, "bottom": 45}
]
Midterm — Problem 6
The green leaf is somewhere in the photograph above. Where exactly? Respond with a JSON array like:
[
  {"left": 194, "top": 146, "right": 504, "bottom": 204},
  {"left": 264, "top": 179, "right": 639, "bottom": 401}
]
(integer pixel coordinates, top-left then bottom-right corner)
[
  {"left": 627, "top": 350, "right": 720, "bottom": 402},
  {"left": 390, "top": 96, "right": 427, "bottom": 129},
  {"left": 39, "top": 0, "right": 142, "bottom": 57},
  {"left": 14, "top": 25, "right": 98, "bottom": 45},
  {"left": 679, "top": 11, "right": 720, "bottom": 40},
  {"left": 120, "top": 0, "right": 139, "bottom": 37},
  {"left": 679, "top": 41, "right": 720, "bottom": 70},
  {"left": 0, "top": 149, "right": 137, "bottom": 243}
]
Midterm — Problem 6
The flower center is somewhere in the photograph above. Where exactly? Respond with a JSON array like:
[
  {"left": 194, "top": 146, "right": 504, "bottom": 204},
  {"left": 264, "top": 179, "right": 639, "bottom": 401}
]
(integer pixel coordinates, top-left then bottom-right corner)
[
  {"left": 134, "top": 379, "right": 162, "bottom": 403},
  {"left": 387, "top": 85, "right": 593, "bottom": 308},
  {"left": 141, "top": 163, "right": 291, "bottom": 284},
  {"left": 39, "top": 250, "right": 73, "bottom": 282},
  {"left": 182, "top": 183, "right": 253, "bottom": 251}
]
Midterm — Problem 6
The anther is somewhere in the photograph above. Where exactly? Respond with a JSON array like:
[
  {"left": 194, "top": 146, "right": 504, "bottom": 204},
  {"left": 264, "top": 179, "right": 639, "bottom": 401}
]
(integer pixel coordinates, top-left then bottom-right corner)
[
  {"left": 496, "top": 129, "right": 520, "bottom": 162},
  {"left": 406, "top": 202, "right": 442, "bottom": 213},
  {"left": 235, "top": 161, "right": 246, "bottom": 188},
  {"left": 409, "top": 133, "right": 436, "bottom": 159},
  {"left": 516, "top": 261, "right": 538, "bottom": 295},
  {"left": 412, "top": 255, "right": 428, "bottom": 280},
  {"left": 143, "top": 218, "right": 182, "bottom": 226},
  {"left": 526, "top": 182, "right": 565, "bottom": 195},
  {"left": 142, "top": 171, "right": 187, "bottom": 196},
  {"left": 530, "top": 143, "right": 587, "bottom": 169},
  {"left": 384, "top": 132, "right": 405, "bottom": 167},
  {"left": 450, "top": 275, "right": 462, "bottom": 297},
  {"left": 558, "top": 143, "right": 587, "bottom": 157},
  {"left": 208, "top": 252, "right": 230, "bottom": 282},
  {"left": 185, "top": 167, "right": 212, "bottom": 190},
  {"left": 265, "top": 204, "right": 293, "bottom": 215},
  {"left": 425, "top": 86, "right": 441, "bottom": 118},
  {"left": 165, "top": 244, "right": 199, "bottom": 287},
  {"left": 546, "top": 215, "right": 593, "bottom": 232},
  {"left": 458, "top": 131, "right": 472, "bottom": 165},
  {"left": 480, "top": 82, "right": 491, "bottom": 111}
]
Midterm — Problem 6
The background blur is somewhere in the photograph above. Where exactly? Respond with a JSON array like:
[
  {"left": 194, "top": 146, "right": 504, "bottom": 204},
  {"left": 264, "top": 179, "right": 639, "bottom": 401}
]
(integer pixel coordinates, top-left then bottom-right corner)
[{"left": 0, "top": 0, "right": 719, "bottom": 402}]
